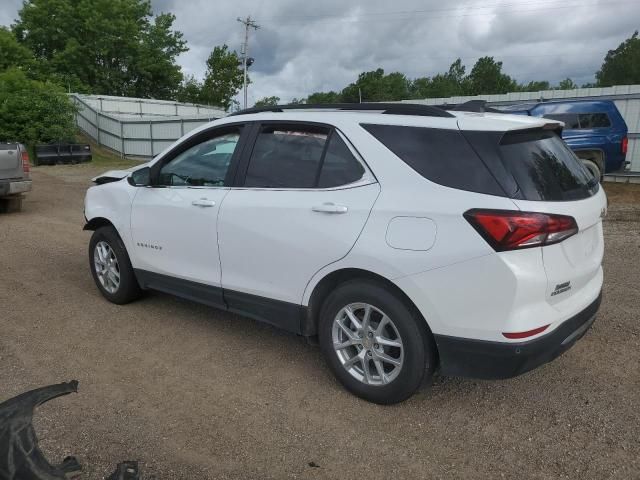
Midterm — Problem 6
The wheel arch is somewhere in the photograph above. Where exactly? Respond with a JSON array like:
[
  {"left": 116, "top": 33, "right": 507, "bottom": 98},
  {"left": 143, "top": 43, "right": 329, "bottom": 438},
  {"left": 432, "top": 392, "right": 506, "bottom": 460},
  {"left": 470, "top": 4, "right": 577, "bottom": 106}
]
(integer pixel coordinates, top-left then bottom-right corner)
[
  {"left": 302, "top": 268, "right": 436, "bottom": 346},
  {"left": 83, "top": 216, "right": 115, "bottom": 231}
]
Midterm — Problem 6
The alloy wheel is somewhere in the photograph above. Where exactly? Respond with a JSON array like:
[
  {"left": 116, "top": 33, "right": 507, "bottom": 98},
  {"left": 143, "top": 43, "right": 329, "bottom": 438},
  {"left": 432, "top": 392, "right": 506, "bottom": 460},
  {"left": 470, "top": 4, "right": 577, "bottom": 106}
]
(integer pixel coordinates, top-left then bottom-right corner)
[{"left": 332, "top": 302, "right": 404, "bottom": 386}]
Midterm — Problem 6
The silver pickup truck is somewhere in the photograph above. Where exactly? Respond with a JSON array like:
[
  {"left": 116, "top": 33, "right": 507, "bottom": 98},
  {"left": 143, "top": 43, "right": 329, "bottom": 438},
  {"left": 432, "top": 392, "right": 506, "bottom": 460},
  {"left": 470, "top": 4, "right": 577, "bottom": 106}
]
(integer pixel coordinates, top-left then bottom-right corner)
[{"left": 0, "top": 143, "right": 32, "bottom": 212}]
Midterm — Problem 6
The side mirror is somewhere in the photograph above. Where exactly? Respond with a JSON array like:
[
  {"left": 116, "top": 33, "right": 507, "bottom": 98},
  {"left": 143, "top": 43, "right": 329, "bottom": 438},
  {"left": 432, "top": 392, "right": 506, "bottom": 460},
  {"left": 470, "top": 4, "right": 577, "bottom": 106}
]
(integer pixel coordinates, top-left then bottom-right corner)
[{"left": 128, "top": 166, "right": 151, "bottom": 187}]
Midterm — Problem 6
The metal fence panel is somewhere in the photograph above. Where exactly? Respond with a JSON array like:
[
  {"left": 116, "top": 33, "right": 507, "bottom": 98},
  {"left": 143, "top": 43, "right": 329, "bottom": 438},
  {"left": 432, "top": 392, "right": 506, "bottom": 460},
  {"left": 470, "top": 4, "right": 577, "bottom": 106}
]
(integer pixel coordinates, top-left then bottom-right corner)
[{"left": 72, "top": 94, "right": 225, "bottom": 159}]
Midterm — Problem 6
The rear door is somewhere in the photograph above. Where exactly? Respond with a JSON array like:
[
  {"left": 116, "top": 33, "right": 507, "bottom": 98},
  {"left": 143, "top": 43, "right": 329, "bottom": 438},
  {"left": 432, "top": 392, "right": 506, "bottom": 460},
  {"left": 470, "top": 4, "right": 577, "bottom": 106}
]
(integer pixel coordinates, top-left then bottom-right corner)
[
  {"left": 218, "top": 122, "right": 379, "bottom": 313},
  {"left": 0, "top": 144, "right": 22, "bottom": 179},
  {"left": 496, "top": 129, "right": 606, "bottom": 310}
]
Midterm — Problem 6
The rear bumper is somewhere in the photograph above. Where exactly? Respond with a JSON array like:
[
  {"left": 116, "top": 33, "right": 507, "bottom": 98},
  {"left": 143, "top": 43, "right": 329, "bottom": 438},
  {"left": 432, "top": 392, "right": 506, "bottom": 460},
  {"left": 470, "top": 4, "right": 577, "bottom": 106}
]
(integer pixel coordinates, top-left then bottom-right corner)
[
  {"left": 0, "top": 179, "right": 32, "bottom": 196},
  {"left": 434, "top": 291, "right": 602, "bottom": 379}
]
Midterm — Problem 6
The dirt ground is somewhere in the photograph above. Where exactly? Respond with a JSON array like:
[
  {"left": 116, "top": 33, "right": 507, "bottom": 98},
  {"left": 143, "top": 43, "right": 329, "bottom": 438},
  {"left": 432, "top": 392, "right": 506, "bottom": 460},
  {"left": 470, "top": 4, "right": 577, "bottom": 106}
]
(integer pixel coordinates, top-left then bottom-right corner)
[{"left": 1, "top": 166, "right": 639, "bottom": 479}]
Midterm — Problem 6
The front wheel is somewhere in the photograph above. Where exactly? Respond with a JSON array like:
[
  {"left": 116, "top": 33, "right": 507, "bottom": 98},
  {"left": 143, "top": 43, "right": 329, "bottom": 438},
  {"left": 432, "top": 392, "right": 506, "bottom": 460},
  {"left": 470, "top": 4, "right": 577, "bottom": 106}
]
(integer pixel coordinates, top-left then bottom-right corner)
[
  {"left": 319, "top": 280, "right": 436, "bottom": 404},
  {"left": 89, "top": 226, "right": 142, "bottom": 304}
]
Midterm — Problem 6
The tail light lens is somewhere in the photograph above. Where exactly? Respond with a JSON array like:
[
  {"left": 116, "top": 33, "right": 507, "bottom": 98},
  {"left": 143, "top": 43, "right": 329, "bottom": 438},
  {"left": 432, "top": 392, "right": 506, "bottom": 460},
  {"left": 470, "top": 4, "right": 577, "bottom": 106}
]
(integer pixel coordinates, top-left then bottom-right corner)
[
  {"left": 621, "top": 136, "right": 628, "bottom": 155},
  {"left": 464, "top": 209, "right": 578, "bottom": 252},
  {"left": 21, "top": 150, "right": 31, "bottom": 176}
]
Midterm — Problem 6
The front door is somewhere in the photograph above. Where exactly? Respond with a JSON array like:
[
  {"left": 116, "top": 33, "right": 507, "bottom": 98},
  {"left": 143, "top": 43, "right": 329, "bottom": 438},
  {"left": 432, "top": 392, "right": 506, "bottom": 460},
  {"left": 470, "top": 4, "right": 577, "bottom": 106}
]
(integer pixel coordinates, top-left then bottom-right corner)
[{"left": 130, "top": 126, "right": 244, "bottom": 305}]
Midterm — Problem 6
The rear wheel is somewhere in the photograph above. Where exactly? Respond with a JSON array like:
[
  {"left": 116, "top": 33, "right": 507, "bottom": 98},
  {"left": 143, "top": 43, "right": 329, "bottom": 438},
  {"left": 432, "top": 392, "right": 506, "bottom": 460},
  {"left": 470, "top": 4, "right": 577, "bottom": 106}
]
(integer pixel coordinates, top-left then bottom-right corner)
[
  {"left": 89, "top": 226, "right": 142, "bottom": 304},
  {"left": 319, "top": 280, "right": 435, "bottom": 404}
]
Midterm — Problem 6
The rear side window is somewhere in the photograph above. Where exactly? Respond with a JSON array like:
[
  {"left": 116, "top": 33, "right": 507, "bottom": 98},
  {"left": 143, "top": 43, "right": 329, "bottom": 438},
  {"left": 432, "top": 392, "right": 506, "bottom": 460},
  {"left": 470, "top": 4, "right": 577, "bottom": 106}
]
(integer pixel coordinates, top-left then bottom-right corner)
[
  {"left": 543, "top": 114, "right": 580, "bottom": 129},
  {"left": 543, "top": 113, "right": 611, "bottom": 129},
  {"left": 497, "top": 130, "right": 597, "bottom": 201},
  {"left": 244, "top": 125, "right": 365, "bottom": 189},
  {"left": 245, "top": 126, "right": 328, "bottom": 188},
  {"left": 578, "top": 113, "right": 611, "bottom": 128},
  {"left": 361, "top": 124, "right": 505, "bottom": 196},
  {"left": 317, "top": 134, "right": 365, "bottom": 188}
]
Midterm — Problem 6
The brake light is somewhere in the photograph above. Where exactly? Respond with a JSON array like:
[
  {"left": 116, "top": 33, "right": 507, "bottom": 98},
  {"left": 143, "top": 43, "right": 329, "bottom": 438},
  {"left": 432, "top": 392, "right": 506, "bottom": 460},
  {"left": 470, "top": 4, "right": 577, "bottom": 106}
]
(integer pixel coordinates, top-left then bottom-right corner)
[
  {"left": 621, "top": 136, "right": 628, "bottom": 155},
  {"left": 464, "top": 209, "right": 578, "bottom": 251},
  {"left": 21, "top": 150, "right": 31, "bottom": 176}
]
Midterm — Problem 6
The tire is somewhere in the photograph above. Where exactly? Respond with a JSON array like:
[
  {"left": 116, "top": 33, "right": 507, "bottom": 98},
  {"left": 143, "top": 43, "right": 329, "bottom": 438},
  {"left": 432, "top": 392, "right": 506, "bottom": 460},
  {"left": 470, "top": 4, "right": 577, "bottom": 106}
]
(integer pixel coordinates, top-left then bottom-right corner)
[
  {"left": 581, "top": 158, "right": 602, "bottom": 182},
  {"left": 89, "top": 225, "right": 142, "bottom": 304},
  {"left": 318, "top": 280, "right": 436, "bottom": 404}
]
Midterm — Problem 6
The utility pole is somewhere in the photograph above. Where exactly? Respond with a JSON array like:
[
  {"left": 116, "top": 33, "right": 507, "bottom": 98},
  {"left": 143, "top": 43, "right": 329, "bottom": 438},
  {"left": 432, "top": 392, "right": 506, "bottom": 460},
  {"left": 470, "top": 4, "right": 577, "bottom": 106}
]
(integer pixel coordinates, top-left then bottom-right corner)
[{"left": 237, "top": 16, "right": 260, "bottom": 109}]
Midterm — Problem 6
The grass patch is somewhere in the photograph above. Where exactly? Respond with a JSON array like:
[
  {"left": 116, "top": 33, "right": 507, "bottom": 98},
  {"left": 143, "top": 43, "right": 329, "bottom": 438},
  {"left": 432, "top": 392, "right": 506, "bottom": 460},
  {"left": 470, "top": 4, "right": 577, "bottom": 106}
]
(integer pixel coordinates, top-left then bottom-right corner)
[{"left": 75, "top": 132, "right": 142, "bottom": 169}]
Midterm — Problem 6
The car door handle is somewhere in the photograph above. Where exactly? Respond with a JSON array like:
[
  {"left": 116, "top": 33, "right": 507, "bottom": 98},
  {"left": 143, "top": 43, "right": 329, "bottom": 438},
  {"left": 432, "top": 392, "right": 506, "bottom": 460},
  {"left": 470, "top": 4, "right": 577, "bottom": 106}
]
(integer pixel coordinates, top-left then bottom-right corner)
[
  {"left": 312, "top": 202, "right": 348, "bottom": 214},
  {"left": 191, "top": 198, "right": 216, "bottom": 207}
]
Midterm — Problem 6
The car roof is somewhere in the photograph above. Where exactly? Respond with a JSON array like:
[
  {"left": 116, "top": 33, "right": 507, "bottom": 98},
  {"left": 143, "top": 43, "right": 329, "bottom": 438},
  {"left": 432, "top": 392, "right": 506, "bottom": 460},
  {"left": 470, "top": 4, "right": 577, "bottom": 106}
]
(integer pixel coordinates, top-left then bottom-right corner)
[{"left": 214, "top": 109, "right": 558, "bottom": 133}]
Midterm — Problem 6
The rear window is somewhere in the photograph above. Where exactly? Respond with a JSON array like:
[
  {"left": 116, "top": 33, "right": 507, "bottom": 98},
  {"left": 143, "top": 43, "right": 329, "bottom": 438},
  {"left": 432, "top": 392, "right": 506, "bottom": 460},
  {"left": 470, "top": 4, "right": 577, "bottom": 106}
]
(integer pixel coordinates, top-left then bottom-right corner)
[
  {"left": 497, "top": 130, "right": 598, "bottom": 201},
  {"left": 361, "top": 124, "right": 505, "bottom": 196},
  {"left": 543, "top": 113, "right": 611, "bottom": 129}
]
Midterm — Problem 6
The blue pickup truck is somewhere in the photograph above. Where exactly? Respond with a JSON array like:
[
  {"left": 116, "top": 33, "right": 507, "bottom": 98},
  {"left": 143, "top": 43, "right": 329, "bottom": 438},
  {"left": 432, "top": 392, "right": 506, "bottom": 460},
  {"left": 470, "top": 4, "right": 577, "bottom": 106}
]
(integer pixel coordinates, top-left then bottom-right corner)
[{"left": 498, "top": 100, "right": 629, "bottom": 178}]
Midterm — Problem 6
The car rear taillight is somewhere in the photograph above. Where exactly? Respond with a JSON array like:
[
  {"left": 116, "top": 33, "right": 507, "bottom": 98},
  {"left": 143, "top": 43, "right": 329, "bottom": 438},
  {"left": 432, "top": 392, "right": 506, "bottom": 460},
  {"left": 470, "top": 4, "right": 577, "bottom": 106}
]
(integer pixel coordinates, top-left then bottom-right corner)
[
  {"left": 21, "top": 150, "right": 31, "bottom": 176},
  {"left": 464, "top": 209, "right": 578, "bottom": 252},
  {"left": 621, "top": 136, "right": 628, "bottom": 155}
]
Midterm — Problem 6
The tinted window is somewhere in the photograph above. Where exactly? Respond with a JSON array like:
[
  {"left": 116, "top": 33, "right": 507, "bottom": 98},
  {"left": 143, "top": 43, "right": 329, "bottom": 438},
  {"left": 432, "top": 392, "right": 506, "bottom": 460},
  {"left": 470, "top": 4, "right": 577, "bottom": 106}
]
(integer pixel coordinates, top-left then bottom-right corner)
[
  {"left": 317, "top": 134, "right": 365, "bottom": 188},
  {"left": 578, "top": 113, "right": 611, "bottom": 128},
  {"left": 159, "top": 131, "right": 240, "bottom": 186},
  {"left": 543, "top": 114, "right": 580, "bottom": 129},
  {"left": 361, "top": 124, "right": 504, "bottom": 196},
  {"left": 498, "top": 130, "right": 597, "bottom": 201},
  {"left": 244, "top": 126, "right": 328, "bottom": 188}
]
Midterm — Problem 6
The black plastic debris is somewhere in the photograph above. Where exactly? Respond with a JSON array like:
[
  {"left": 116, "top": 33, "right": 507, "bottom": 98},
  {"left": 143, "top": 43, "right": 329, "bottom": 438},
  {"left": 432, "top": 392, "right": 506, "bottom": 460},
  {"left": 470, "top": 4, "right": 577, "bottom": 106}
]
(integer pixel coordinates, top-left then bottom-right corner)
[
  {"left": 107, "top": 461, "right": 140, "bottom": 480},
  {"left": 0, "top": 380, "right": 81, "bottom": 480}
]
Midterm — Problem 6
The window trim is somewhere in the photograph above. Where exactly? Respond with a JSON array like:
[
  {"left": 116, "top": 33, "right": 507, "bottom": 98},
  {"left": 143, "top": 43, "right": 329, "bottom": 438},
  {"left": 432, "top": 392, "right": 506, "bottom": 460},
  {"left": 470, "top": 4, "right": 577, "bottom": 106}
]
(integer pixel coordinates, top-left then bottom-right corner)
[
  {"left": 148, "top": 122, "right": 249, "bottom": 189},
  {"left": 233, "top": 120, "right": 376, "bottom": 191}
]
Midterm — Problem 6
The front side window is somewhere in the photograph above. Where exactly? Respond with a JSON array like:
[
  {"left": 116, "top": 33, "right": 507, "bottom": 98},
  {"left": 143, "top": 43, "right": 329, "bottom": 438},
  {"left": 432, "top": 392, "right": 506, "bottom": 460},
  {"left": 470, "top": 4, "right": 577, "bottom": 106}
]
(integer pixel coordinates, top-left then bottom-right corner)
[
  {"left": 158, "top": 130, "right": 241, "bottom": 187},
  {"left": 244, "top": 125, "right": 366, "bottom": 189}
]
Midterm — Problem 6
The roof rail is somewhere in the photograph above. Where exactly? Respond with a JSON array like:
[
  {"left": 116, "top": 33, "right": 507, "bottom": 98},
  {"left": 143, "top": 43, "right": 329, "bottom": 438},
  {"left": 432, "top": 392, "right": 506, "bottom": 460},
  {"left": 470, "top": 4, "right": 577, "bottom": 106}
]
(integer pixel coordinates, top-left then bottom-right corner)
[
  {"left": 229, "top": 102, "right": 455, "bottom": 118},
  {"left": 437, "top": 100, "right": 505, "bottom": 114}
]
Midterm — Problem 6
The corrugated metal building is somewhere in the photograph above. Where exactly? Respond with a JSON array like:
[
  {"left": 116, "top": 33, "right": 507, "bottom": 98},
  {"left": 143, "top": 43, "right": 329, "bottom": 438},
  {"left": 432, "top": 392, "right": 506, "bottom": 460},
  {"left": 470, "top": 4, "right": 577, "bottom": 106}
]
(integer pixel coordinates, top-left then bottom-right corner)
[
  {"left": 402, "top": 85, "right": 640, "bottom": 171},
  {"left": 72, "top": 94, "right": 227, "bottom": 158}
]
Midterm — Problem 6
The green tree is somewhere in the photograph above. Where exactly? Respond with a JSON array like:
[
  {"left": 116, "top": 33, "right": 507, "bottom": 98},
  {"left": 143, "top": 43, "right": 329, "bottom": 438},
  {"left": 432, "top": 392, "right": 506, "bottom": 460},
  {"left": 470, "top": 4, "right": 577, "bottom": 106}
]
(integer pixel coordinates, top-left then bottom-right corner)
[
  {"left": 0, "top": 27, "right": 34, "bottom": 71},
  {"left": 467, "top": 56, "right": 517, "bottom": 95},
  {"left": 176, "top": 75, "right": 203, "bottom": 104},
  {"left": 596, "top": 31, "right": 640, "bottom": 86},
  {"left": 13, "top": 0, "right": 187, "bottom": 98},
  {"left": 201, "top": 44, "right": 244, "bottom": 110},
  {"left": 288, "top": 97, "right": 306, "bottom": 105},
  {"left": 254, "top": 95, "right": 280, "bottom": 107},
  {"left": 306, "top": 91, "right": 341, "bottom": 103},
  {"left": 128, "top": 13, "right": 187, "bottom": 99},
  {"left": 557, "top": 78, "right": 577, "bottom": 90},
  {"left": 0, "top": 68, "right": 76, "bottom": 150},
  {"left": 410, "top": 59, "right": 468, "bottom": 99},
  {"left": 341, "top": 68, "right": 410, "bottom": 103},
  {"left": 521, "top": 80, "right": 550, "bottom": 91}
]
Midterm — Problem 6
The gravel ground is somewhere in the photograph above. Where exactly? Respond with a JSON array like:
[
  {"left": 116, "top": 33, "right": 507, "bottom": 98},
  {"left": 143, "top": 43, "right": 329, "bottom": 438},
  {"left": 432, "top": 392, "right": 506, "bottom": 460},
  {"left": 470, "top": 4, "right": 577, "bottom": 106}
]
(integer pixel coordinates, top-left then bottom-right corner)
[{"left": 1, "top": 166, "right": 639, "bottom": 479}]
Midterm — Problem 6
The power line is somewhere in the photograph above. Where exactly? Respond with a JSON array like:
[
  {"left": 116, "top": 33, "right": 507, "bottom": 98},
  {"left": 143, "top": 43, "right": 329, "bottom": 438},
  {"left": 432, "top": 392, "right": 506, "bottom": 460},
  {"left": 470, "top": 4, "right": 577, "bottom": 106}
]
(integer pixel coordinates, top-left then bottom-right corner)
[
  {"left": 260, "top": 0, "right": 635, "bottom": 24},
  {"left": 237, "top": 16, "right": 260, "bottom": 109}
]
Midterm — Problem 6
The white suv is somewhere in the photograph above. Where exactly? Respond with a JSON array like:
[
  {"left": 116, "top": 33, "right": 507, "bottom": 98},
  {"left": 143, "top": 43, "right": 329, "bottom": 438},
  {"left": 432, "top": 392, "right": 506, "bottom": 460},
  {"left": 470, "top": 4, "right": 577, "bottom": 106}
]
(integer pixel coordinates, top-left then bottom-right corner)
[{"left": 84, "top": 103, "right": 605, "bottom": 404}]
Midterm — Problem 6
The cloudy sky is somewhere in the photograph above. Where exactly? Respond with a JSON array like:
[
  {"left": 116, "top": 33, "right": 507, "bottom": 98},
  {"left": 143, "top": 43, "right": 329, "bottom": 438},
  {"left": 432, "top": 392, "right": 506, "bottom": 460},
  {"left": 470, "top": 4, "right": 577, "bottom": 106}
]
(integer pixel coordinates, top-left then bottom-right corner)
[{"left": 1, "top": 0, "right": 639, "bottom": 105}]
